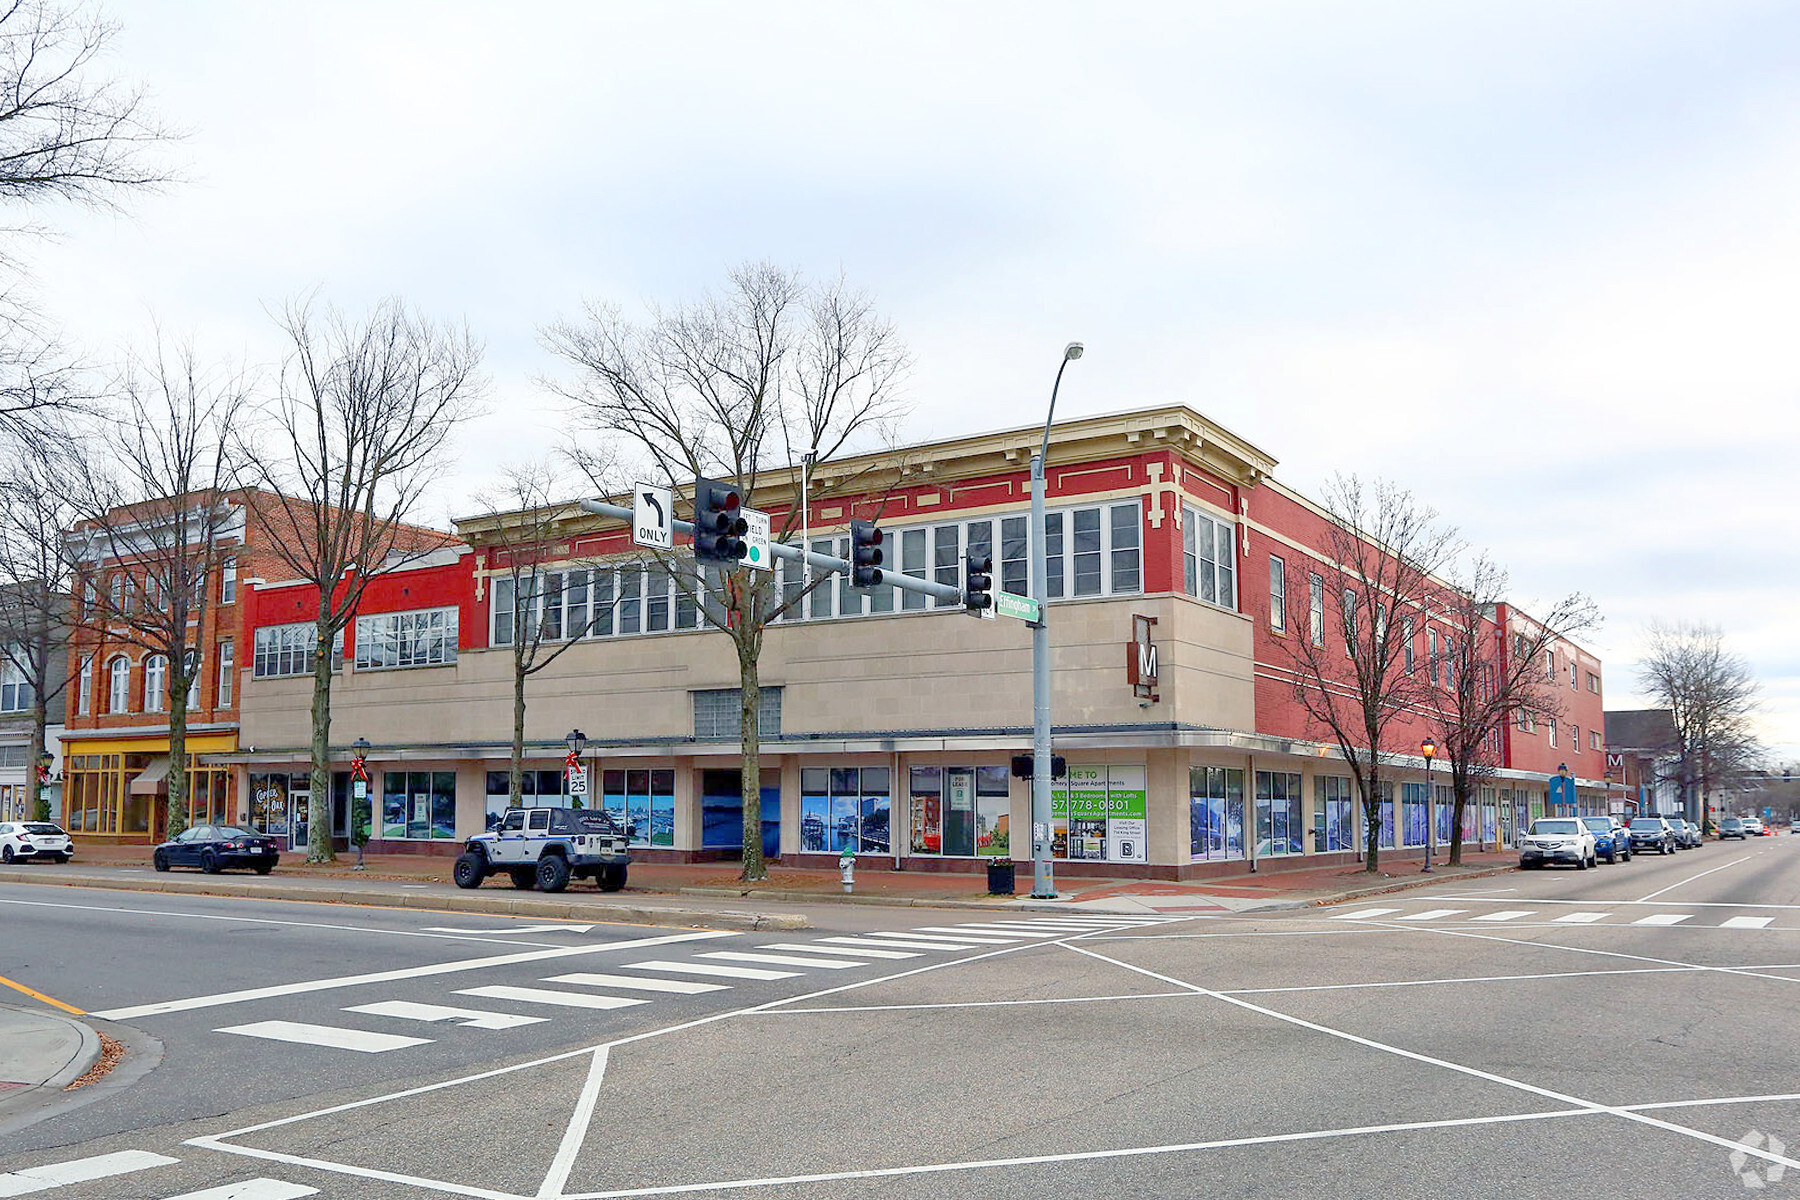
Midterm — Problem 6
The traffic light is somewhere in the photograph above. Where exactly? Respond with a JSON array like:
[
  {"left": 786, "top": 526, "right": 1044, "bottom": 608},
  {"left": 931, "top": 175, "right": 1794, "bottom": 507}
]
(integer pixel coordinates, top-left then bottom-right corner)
[
  {"left": 850, "top": 519, "right": 883, "bottom": 588},
  {"left": 964, "top": 551, "right": 993, "bottom": 618},
  {"left": 693, "top": 477, "right": 748, "bottom": 563}
]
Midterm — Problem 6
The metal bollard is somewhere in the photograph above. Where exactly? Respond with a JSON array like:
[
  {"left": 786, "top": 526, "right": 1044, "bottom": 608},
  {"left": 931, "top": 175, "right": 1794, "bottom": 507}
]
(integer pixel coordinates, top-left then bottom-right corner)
[{"left": 839, "top": 848, "right": 855, "bottom": 894}]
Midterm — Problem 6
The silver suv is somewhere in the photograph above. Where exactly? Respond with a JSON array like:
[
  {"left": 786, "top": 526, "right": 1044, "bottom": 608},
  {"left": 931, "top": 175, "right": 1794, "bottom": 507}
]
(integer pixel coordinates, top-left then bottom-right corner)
[{"left": 1519, "top": 817, "right": 1598, "bottom": 870}]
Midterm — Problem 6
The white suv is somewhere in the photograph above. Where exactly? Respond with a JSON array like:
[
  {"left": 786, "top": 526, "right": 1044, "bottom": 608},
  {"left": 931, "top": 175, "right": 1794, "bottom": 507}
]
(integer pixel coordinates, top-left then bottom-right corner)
[{"left": 1518, "top": 817, "right": 1598, "bottom": 870}]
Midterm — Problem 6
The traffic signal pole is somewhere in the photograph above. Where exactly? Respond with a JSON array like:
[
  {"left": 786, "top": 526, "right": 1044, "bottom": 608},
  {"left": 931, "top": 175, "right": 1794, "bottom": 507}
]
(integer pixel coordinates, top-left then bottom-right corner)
[{"left": 576, "top": 498, "right": 964, "bottom": 605}]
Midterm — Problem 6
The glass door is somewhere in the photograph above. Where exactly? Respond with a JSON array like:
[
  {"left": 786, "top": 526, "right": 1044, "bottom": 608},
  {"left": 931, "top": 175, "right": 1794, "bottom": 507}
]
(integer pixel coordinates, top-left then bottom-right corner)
[
  {"left": 943, "top": 770, "right": 975, "bottom": 857},
  {"left": 288, "top": 783, "right": 311, "bottom": 851}
]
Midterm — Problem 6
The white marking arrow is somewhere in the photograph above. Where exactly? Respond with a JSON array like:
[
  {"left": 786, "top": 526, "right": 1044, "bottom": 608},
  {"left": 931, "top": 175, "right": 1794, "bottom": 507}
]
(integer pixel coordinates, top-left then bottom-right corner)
[{"left": 422, "top": 924, "right": 595, "bottom": 935}]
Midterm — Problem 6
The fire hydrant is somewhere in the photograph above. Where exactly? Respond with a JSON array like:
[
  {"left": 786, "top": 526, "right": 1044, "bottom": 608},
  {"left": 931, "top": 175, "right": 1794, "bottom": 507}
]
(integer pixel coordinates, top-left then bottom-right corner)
[{"left": 838, "top": 847, "right": 855, "bottom": 894}]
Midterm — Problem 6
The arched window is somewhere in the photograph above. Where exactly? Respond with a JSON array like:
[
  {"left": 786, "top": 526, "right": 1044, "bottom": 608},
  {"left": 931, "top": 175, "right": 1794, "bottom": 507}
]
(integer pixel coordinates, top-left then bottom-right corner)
[
  {"left": 143, "top": 654, "right": 167, "bottom": 713},
  {"left": 108, "top": 655, "right": 131, "bottom": 713}
]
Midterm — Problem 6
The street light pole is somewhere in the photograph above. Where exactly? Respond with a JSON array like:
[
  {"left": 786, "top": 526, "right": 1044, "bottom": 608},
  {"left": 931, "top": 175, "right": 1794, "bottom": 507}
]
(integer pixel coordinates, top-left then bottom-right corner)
[
  {"left": 1029, "top": 341, "right": 1083, "bottom": 900},
  {"left": 1421, "top": 737, "right": 1437, "bottom": 873}
]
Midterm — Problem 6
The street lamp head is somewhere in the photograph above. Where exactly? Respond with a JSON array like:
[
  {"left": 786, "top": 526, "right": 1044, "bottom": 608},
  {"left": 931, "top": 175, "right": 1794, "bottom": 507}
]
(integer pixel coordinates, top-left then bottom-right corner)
[
  {"left": 566, "top": 728, "right": 588, "bottom": 757},
  {"left": 38, "top": 749, "right": 52, "bottom": 767},
  {"left": 1063, "top": 342, "right": 1084, "bottom": 362},
  {"left": 1421, "top": 737, "right": 1436, "bottom": 761},
  {"left": 351, "top": 737, "right": 371, "bottom": 758}
]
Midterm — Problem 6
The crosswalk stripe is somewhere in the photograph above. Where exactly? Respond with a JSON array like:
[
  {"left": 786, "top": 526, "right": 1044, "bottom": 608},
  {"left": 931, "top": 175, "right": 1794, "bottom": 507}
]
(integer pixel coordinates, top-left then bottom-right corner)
[
  {"left": 1393, "top": 910, "right": 1468, "bottom": 922},
  {"left": 214, "top": 1021, "right": 432, "bottom": 1054},
  {"left": 543, "top": 972, "right": 730, "bottom": 994},
  {"left": 0, "top": 1151, "right": 179, "bottom": 1196},
  {"left": 1632, "top": 914, "right": 1692, "bottom": 926},
  {"left": 164, "top": 1179, "right": 320, "bottom": 1200},
  {"left": 700, "top": 951, "right": 866, "bottom": 970},
  {"left": 1552, "top": 912, "right": 1609, "bottom": 924},
  {"left": 1721, "top": 917, "right": 1775, "bottom": 930},
  {"left": 911, "top": 927, "right": 1049, "bottom": 941},
  {"left": 1328, "top": 908, "right": 1402, "bottom": 920},
  {"left": 1472, "top": 911, "right": 1536, "bottom": 922},
  {"left": 936, "top": 925, "right": 1066, "bottom": 937},
  {"left": 623, "top": 960, "right": 798, "bottom": 980},
  {"left": 762, "top": 942, "right": 921, "bottom": 959},
  {"left": 454, "top": 985, "right": 649, "bottom": 1011},
  {"left": 344, "top": 1000, "right": 547, "bottom": 1030},
  {"left": 819, "top": 936, "right": 978, "bottom": 952}
]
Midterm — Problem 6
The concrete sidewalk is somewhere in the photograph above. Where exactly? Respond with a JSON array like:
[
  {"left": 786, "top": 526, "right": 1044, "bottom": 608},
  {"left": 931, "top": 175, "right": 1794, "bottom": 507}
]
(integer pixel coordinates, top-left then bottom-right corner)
[
  {"left": 0, "top": 1003, "right": 98, "bottom": 1124},
  {"left": 1, "top": 844, "right": 1520, "bottom": 920}
]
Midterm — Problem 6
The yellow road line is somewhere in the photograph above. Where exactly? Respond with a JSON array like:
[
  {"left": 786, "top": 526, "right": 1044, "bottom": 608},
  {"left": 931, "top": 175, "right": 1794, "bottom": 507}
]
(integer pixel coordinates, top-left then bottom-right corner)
[{"left": 0, "top": 972, "right": 86, "bottom": 1015}]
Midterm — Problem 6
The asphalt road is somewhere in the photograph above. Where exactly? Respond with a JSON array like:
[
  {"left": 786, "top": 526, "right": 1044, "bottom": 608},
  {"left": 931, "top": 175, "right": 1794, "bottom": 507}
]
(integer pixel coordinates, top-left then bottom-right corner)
[{"left": 4, "top": 837, "right": 1800, "bottom": 1199}]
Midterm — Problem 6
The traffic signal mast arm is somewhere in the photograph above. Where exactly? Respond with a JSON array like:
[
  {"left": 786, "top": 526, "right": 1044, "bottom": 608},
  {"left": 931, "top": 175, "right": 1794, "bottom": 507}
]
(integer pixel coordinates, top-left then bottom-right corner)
[{"left": 577, "top": 498, "right": 964, "bottom": 605}]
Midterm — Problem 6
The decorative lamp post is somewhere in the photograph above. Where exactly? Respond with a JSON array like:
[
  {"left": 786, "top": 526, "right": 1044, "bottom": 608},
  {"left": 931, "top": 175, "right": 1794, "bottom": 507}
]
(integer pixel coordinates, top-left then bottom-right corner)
[
  {"left": 1028, "top": 341, "right": 1084, "bottom": 899},
  {"left": 1421, "top": 737, "right": 1437, "bottom": 873},
  {"left": 35, "top": 749, "right": 53, "bottom": 823},
  {"left": 350, "top": 737, "right": 372, "bottom": 869}
]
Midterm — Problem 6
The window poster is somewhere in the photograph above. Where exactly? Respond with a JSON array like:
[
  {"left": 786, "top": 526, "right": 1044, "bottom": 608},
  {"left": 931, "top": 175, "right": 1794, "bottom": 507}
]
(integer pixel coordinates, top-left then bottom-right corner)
[{"left": 1052, "top": 765, "right": 1147, "bottom": 863}]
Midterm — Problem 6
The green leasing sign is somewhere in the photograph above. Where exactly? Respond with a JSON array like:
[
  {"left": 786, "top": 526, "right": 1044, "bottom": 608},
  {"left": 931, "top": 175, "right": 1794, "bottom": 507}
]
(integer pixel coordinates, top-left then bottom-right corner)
[{"left": 994, "top": 591, "right": 1039, "bottom": 622}]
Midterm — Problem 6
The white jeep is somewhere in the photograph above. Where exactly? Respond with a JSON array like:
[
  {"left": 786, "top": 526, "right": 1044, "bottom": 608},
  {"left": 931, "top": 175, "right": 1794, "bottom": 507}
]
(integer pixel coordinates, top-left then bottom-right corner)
[{"left": 454, "top": 806, "right": 631, "bottom": 893}]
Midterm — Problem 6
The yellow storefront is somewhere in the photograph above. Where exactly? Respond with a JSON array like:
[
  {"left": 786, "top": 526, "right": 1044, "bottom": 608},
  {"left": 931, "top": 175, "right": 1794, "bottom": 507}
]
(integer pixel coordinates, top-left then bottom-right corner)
[{"left": 61, "top": 733, "right": 238, "bottom": 843}]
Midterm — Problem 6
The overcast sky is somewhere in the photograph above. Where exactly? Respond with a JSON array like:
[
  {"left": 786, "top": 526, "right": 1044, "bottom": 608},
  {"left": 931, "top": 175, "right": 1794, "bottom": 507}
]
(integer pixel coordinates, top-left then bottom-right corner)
[{"left": 24, "top": 1, "right": 1800, "bottom": 757}]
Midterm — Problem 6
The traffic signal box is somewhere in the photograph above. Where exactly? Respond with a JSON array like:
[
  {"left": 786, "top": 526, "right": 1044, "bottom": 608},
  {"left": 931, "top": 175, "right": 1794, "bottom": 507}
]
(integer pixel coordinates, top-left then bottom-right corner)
[
  {"left": 850, "top": 519, "right": 884, "bottom": 587},
  {"left": 964, "top": 551, "right": 993, "bottom": 618},
  {"left": 693, "top": 477, "right": 748, "bottom": 563}
]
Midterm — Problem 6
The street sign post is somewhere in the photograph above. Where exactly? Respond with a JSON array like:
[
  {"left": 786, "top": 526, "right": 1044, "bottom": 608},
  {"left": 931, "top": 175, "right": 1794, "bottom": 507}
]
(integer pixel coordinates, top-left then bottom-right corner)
[
  {"left": 633, "top": 484, "right": 674, "bottom": 551},
  {"left": 994, "top": 591, "right": 1039, "bottom": 623},
  {"left": 741, "top": 507, "right": 772, "bottom": 571},
  {"left": 567, "top": 765, "right": 588, "bottom": 798}
]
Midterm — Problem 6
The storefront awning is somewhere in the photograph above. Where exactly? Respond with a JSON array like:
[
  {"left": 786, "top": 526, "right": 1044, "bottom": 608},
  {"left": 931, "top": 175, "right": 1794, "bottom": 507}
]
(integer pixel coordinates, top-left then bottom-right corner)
[{"left": 128, "top": 756, "right": 172, "bottom": 795}]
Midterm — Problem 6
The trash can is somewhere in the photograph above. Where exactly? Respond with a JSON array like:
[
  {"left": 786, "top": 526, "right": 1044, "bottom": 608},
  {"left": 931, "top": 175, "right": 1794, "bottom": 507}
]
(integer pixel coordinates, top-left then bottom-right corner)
[{"left": 986, "top": 859, "right": 1016, "bottom": 895}]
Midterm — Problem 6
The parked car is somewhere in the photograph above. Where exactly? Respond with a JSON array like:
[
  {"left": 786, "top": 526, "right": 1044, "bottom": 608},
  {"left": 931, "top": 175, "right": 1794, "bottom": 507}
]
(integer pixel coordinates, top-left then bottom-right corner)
[
  {"left": 1628, "top": 817, "right": 1677, "bottom": 855},
  {"left": 1743, "top": 816, "right": 1766, "bottom": 837},
  {"left": 1720, "top": 817, "right": 1747, "bottom": 840},
  {"left": 0, "top": 821, "right": 72, "bottom": 863},
  {"left": 1519, "top": 817, "right": 1598, "bottom": 870},
  {"left": 454, "top": 806, "right": 631, "bottom": 893},
  {"left": 1675, "top": 819, "right": 1704, "bottom": 848},
  {"left": 1580, "top": 816, "right": 1631, "bottom": 863},
  {"left": 152, "top": 825, "right": 280, "bottom": 874}
]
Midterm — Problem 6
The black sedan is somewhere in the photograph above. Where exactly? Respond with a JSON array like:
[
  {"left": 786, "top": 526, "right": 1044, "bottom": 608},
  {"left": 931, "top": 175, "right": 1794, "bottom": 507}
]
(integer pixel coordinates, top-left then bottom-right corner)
[{"left": 152, "top": 825, "right": 281, "bottom": 875}]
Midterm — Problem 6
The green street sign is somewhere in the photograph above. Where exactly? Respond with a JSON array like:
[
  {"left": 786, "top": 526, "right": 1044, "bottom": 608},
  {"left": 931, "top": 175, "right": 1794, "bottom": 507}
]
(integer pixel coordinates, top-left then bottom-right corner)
[{"left": 994, "top": 591, "right": 1039, "bottom": 622}]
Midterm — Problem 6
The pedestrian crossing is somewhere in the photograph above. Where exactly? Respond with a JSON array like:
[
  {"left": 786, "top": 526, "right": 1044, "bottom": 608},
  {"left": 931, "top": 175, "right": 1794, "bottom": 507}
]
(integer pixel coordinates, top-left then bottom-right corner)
[
  {"left": 1327, "top": 905, "right": 1786, "bottom": 930},
  {"left": 209, "top": 913, "right": 1175, "bottom": 1055},
  {"left": 0, "top": 1150, "right": 315, "bottom": 1199}
]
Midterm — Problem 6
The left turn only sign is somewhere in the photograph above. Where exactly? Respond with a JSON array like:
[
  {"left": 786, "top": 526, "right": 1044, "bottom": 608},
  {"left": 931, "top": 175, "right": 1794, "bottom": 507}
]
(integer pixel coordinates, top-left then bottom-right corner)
[{"left": 633, "top": 484, "right": 674, "bottom": 550}]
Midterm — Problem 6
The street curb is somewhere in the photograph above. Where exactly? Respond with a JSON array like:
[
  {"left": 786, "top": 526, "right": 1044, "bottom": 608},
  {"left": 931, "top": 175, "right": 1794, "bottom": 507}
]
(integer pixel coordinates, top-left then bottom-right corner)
[
  {"left": 1303, "top": 863, "right": 1519, "bottom": 907},
  {"left": 0, "top": 871, "right": 807, "bottom": 932},
  {"left": 0, "top": 1002, "right": 99, "bottom": 1102}
]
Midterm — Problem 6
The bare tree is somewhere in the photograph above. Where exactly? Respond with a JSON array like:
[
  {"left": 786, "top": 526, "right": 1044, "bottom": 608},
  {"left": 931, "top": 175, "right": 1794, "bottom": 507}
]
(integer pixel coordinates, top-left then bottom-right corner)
[
  {"left": 1640, "top": 620, "right": 1761, "bottom": 830},
  {"left": 466, "top": 459, "right": 621, "bottom": 815},
  {"left": 1274, "top": 475, "right": 1461, "bottom": 873},
  {"left": 63, "top": 342, "right": 245, "bottom": 839},
  {"left": 0, "top": 431, "right": 81, "bottom": 818},
  {"left": 238, "top": 296, "right": 483, "bottom": 863},
  {"left": 1428, "top": 553, "right": 1598, "bottom": 864},
  {"left": 542, "top": 263, "right": 909, "bottom": 880}
]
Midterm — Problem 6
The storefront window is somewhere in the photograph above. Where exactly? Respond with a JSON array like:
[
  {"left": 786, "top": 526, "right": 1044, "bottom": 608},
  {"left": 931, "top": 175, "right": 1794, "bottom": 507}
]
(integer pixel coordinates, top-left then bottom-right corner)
[
  {"left": 380, "top": 770, "right": 456, "bottom": 840},
  {"left": 1189, "top": 766, "right": 1245, "bottom": 860},
  {"left": 801, "top": 767, "right": 893, "bottom": 855},
  {"left": 1054, "top": 765, "right": 1148, "bottom": 863},
  {"left": 1255, "top": 771, "right": 1303, "bottom": 856},
  {"left": 1316, "top": 775, "right": 1354, "bottom": 851},
  {"left": 908, "top": 767, "right": 941, "bottom": 854},
  {"left": 698, "top": 768, "right": 778, "bottom": 855},
  {"left": 486, "top": 768, "right": 581, "bottom": 830},
  {"left": 1401, "top": 783, "right": 1428, "bottom": 847},
  {"left": 973, "top": 767, "right": 1008, "bottom": 858}
]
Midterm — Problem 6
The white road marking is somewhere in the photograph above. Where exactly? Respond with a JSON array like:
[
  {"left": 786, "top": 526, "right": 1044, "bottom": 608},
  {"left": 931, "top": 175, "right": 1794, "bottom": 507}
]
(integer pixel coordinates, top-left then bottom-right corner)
[
  {"left": 344, "top": 1000, "right": 548, "bottom": 1030},
  {"left": 544, "top": 973, "right": 730, "bottom": 994},
  {"left": 0, "top": 1151, "right": 179, "bottom": 1197},
  {"left": 1328, "top": 908, "right": 1402, "bottom": 920},
  {"left": 623, "top": 960, "right": 797, "bottom": 980},
  {"left": 1635, "top": 853, "right": 1756, "bottom": 902},
  {"left": 844, "top": 935, "right": 988, "bottom": 950},
  {"left": 93, "top": 929, "right": 734, "bottom": 1020},
  {"left": 1432, "top": 894, "right": 1800, "bottom": 910},
  {"left": 539, "top": 1047, "right": 609, "bottom": 1200},
  {"left": 932, "top": 925, "right": 1065, "bottom": 938},
  {"left": 699, "top": 951, "right": 866, "bottom": 970},
  {"left": 757, "top": 992, "right": 1197, "bottom": 1015},
  {"left": 1722, "top": 917, "right": 1776, "bottom": 930},
  {"left": 761, "top": 942, "right": 920, "bottom": 959},
  {"left": 164, "top": 1180, "right": 319, "bottom": 1200},
  {"left": 1471, "top": 911, "right": 1535, "bottom": 922},
  {"left": 1393, "top": 910, "right": 1467, "bottom": 922},
  {"left": 1632, "top": 914, "right": 1693, "bottom": 926},
  {"left": 908, "top": 927, "right": 1052, "bottom": 942},
  {"left": 1552, "top": 912, "right": 1609, "bottom": 924},
  {"left": 215, "top": 1021, "right": 432, "bottom": 1054},
  {"left": 455, "top": 985, "right": 649, "bottom": 1011},
  {"left": 423, "top": 924, "right": 595, "bottom": 935}
]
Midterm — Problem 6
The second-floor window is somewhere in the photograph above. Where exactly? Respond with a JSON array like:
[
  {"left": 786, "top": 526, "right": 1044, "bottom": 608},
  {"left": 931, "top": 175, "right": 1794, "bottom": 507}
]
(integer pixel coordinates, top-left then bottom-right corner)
[
  {"left": 1587, "top": 671, "right": 1600, "bottom": 694},
  {"left": 77, "top": 657, "right": 92, "bottom": 715},
  {"left": 217, "top": 641, "right": 234, "bottom": 707},
  {"left": 143, "top": 654, "right": 167, "bottom": 712},
  {"left": 1308, "top": 574, "right": 1324, "bottom": 646},
  {"left": 1182, "top": 506, "right": 1234, "bottom": 608},
  {"left": 108, "top": 655, "right": 130, "bottom": 713},
  {"left": 0, "top": 654, "right": 30, "bottom": 712},
  {"left": 355, "top": 607, "right": 458, "bottom": 670},
  {"left": 1268, "top": 556, "right": 1286, "bottom": 631},
  {"left": 254, "top": 622, "right": 342, "bottom": 678},
  {"left": 1590, "top": 729, "right": 1601, "bottom": 750},
  {"left": 221, "top": 557, "right": 237, "bottom": 605}
]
